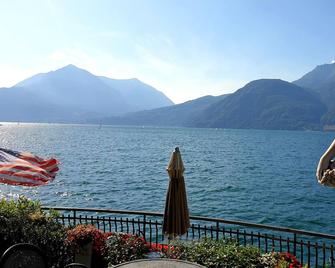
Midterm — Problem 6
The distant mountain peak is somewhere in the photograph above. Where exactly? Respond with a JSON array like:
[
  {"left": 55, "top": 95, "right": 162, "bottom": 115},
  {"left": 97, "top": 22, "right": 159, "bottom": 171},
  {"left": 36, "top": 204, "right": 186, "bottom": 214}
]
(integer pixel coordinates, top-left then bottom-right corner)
[
  {"left": 293, "top": 62, "right": 335, "bottom": 91},
  {"left": 61, "top": 63, "right": 80, "bottom": 70},
  {"left": 240, "top": 79, "right": 293, "bottom": 93},
  {"left": 293, "top": 62, "right": 335, "bottom": 122},
  {"left": 63, "top": 63, "right": 77, "bottom": 68},
  {"left": 246, "top": 78, "right": 287, "bottom": 85},
  {"left": 56, "top": 64, "right": 89, "bottom": 74}
]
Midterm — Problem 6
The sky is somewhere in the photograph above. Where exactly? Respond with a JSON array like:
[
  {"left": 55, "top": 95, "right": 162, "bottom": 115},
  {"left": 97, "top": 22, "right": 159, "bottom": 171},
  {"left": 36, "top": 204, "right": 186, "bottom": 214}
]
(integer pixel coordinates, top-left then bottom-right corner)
[{"left": 0, "top": 0, "right": 334, "bottom": 104}]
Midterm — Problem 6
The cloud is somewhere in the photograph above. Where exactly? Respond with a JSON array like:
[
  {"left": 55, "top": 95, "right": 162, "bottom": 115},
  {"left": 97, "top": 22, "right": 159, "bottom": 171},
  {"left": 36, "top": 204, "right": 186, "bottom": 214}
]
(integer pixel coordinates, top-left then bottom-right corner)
[{"left": 331, "top": 59, "right": 335, "bottom": 64}]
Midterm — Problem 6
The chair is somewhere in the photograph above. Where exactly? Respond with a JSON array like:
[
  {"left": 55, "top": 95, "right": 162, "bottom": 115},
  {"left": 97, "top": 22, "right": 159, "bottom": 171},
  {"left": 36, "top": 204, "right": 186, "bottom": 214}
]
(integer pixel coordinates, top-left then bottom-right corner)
[
  {"left": 64, "top": 263, "right": 89, "bottom": 268},
  {"left": 0, "top": 243, "right": 47, "bottom": 268}
]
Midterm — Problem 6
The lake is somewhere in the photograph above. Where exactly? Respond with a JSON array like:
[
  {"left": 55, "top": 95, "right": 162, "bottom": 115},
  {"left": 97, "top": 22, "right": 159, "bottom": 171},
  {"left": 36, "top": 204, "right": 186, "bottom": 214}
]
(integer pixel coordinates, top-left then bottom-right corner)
[{"left": 0, "top": 123, "right": 334, "bottom": 234}]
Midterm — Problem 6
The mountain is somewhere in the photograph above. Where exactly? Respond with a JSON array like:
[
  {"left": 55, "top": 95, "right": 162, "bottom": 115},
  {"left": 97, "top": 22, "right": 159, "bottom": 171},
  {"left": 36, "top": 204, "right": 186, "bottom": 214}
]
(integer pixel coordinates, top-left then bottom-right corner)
[
  {"left": 1, "top": 62, "right": 332, "bottom": 130},
  {"left": 293, "top": 63, "right": 335, "bottom": 93},
  {"left": 293, "top": 63, "right": 335, "bottom": 124},
  {"left": 97, "top": 94, "right": 228, "bottom": 127},
  {"left": 15, "top": 65, "right": 129, "bottom": 115},
  {"left": 192, "top": 79, "right": 326, "bottom": 130},
  {"left": 99, "top": 76, "right": 173, "bottom": 111},
  {"left": 0, "top": 86, "right": 80, "bottom": 122},
  {"left": 0, "top": 65, "right": 173, "bottom": 122},
  {"left": 100, "top": 79, "right": 326, "bottom": 130}
]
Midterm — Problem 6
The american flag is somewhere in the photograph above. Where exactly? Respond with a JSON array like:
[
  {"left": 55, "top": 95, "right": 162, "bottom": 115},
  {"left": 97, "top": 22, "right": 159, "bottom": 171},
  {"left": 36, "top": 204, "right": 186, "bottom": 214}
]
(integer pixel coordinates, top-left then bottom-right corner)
[{"left": 0, "top": 148, "right": 59, "bottom": 187}]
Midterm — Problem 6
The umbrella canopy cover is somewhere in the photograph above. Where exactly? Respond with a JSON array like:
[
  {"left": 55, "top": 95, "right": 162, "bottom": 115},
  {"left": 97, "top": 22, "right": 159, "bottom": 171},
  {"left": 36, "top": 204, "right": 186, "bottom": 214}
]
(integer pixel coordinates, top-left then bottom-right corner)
[{"left": 163, "top": 147, "right": 190, "bottom": 237}]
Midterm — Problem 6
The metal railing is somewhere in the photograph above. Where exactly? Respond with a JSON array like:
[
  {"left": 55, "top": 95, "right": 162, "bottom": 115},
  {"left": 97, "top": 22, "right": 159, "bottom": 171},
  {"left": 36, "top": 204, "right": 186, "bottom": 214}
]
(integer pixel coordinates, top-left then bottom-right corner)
[{"left": 42, "top": 206, "right": 335, "bottom": 267}]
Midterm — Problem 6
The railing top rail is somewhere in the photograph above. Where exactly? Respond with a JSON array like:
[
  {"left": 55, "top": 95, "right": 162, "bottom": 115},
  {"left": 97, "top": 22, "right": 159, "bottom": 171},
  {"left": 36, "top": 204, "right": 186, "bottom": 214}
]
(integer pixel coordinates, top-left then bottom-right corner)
[
  {"left": 42, "top": 206, "right": 163, "bottom": 217},
  {"left": 42, "top": 206, "right": 335, "bottom": 240},
  {"left": 190, "top": 215, "right": 335, "bottom": 240}
]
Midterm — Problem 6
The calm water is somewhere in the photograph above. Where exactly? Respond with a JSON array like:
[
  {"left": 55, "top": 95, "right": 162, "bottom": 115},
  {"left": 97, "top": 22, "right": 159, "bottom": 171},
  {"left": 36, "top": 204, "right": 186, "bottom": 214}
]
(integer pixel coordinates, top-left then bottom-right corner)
[{"left": 0, "top": 123, "right": 334, "bottom": 234}]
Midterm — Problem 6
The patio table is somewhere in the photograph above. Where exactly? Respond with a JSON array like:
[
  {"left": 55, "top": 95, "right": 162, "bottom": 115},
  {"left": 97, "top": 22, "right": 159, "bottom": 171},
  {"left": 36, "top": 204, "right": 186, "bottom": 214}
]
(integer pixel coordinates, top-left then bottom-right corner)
[{"left": 110, "top": 259, "right": 206, "bottom": 268}]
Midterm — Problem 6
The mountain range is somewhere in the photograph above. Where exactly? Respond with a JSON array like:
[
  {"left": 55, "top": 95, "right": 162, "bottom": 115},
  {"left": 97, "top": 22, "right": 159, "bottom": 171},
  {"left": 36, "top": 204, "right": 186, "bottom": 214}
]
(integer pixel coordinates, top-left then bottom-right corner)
[
  {"left": 100, "top": 63, "right": 335, "bottom": 130},
  {"left": 0, "top": 63, "right": 334, "bottom": 130},
  {"left": 0, "top": 65, "right": 173, "bottom": 122}
]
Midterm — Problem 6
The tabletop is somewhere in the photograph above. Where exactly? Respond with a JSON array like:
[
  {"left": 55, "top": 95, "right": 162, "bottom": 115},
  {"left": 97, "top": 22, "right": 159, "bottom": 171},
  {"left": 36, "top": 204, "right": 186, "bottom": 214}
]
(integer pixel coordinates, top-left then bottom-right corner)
[{"left": 111, "top": 259, "right": 206, "bottom": 268}]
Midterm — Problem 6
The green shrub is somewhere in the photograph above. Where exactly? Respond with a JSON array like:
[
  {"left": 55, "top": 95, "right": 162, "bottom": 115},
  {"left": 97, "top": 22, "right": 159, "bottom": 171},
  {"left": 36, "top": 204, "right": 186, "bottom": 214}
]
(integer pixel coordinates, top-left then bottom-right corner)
[
  {"left": 105, "top": 232, "right": 149, "bottom": 265},
  {"left": 0, "top": 196, "right": 71, "bottom": 268},
  {"left": 167, "top": 238, "right": 265, "bottom": 268}
]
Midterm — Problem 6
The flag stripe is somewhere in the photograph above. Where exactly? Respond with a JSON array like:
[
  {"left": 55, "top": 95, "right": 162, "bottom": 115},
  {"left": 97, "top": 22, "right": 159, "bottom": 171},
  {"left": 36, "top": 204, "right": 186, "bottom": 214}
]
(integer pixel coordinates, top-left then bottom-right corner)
[
  {"left": 0, "top": 174, "right": 46, "bottom": 186},
  {"left": 0, "top": 171, "right": 50, "bottom": 182},
  {"left": 0, "top": 178, "right": 44, "bottom": 186},
  {"left": 0, "top": 164, "right": 53, "bottom": 177},
  {"left": 0, "top": 168, "right": 50, "bottom": 181},
  {"left": 13, "top": 157, "right": 58, "bottom": 169},
  {"left": 3, "top": 162, "right": 60, "bottom": 173},
  {"left": 20, "top": 155, "right": 51, "bottom": 165}
]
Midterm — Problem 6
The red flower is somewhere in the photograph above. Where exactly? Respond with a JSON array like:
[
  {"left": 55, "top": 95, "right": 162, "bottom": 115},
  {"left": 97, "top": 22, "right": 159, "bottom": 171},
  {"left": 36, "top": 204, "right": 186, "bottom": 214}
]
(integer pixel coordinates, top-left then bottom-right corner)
[
  {"left": 147, "top": 242, "right": 173, "bottom": 252},
  {"left": 277, "top": 252, "right": 302, "bottom": 268},
  {"left": 66, "top": 225, "right": 107, "bottom": 256},
  {"left": 104, "top": 232, "right": 114, "bottom": 239}
]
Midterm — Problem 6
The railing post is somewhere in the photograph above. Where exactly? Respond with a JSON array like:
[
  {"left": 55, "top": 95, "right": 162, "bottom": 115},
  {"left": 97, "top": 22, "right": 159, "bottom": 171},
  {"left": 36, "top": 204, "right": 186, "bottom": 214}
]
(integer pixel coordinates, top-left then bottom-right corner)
[
  {"left": 315, "top": 242, "right": 318, "bottom": 268},
  {"left": 73, "top": 210, "right": 76, "bottom": 226},
  {"left": 293, "top": 233, "right": 297, "bottom": 256},
  {"left": 143, "top": 215, "right": 146, "bottom": 241}
]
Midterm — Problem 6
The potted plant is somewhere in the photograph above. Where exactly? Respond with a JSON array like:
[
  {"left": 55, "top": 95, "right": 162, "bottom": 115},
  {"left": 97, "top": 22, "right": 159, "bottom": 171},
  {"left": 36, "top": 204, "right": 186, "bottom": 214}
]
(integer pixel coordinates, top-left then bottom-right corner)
[
  {"left": 66, "top": 225, "right": 108, "bottom": 268},
  {"left": 105, "top": 232, "right": 149, "bottom": 265}
]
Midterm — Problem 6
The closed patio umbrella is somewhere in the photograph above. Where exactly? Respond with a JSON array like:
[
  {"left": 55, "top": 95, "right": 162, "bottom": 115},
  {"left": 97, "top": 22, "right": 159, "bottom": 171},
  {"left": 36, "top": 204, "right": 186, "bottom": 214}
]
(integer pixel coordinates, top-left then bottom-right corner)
[{"left": 163, "top": 147, "right": 190, "bottom": 238}]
